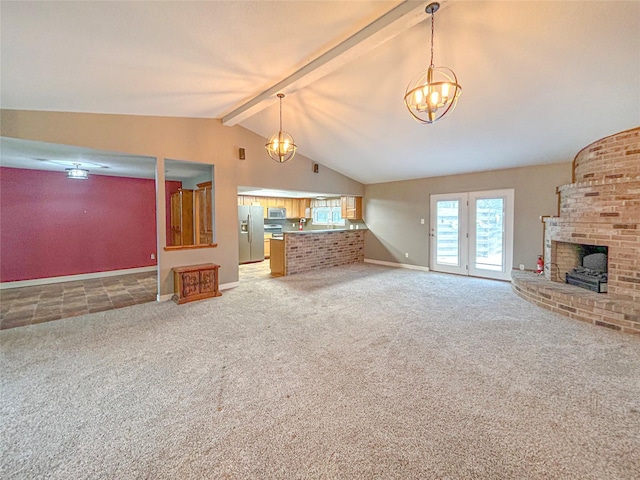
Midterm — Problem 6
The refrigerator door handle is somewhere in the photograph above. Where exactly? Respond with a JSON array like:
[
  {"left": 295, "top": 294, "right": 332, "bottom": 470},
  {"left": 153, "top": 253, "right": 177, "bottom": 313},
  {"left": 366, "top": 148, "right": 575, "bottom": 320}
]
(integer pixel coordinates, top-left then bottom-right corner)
[{"left": 248, "top": 213, "right": 252, "bottom": 244}]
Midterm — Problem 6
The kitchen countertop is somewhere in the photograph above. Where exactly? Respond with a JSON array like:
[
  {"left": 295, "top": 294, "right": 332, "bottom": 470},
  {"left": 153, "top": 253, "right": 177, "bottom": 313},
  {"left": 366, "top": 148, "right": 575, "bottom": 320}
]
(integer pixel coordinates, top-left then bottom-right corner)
[{"left": 282, "top": 228, "right": 367, "bottom": 235}]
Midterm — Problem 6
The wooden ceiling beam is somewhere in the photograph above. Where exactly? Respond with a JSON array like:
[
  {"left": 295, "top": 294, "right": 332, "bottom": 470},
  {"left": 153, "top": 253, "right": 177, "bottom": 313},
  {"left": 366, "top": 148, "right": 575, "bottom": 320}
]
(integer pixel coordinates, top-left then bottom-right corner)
[{"left": 221, "top": 0, "right": 430, "bottom": 126}]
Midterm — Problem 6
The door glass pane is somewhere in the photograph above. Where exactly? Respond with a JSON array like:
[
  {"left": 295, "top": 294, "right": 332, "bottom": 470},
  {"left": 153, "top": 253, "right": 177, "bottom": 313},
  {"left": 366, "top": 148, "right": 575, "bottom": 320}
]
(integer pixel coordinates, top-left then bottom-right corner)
[
  {"left": 475, "top": 198, "right": 504, "bottom": 271},
  {"left": 436, "top": 200, "right": 459, "bottom": 266}
]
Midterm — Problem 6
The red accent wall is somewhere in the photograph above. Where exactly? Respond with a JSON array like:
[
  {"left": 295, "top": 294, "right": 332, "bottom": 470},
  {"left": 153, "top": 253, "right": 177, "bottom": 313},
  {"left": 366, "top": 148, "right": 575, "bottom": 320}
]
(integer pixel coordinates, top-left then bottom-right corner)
[{"left": 0, "top": 167, "right": 158, "bottom": 282}]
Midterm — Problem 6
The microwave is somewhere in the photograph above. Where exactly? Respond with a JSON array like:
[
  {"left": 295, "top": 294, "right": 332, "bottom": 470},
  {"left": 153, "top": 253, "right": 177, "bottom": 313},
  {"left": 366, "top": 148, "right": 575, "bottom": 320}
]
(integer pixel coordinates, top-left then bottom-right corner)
[{"left": 267, "top": 207, "right": 286, "bottom": 219}]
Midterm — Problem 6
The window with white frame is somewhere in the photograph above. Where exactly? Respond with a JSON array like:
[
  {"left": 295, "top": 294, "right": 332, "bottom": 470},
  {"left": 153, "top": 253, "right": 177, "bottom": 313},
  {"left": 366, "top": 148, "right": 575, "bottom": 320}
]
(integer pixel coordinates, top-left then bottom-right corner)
[{"left": 311, "top": 198, "right": 345, "bottom": 226}]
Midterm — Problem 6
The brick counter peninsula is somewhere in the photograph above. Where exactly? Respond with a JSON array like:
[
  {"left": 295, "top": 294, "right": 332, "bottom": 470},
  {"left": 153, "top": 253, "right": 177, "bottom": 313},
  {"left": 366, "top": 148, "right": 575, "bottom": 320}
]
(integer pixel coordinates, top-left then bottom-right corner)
[{"left": 269, "top": 229, "right": 365, "bottom": 276}]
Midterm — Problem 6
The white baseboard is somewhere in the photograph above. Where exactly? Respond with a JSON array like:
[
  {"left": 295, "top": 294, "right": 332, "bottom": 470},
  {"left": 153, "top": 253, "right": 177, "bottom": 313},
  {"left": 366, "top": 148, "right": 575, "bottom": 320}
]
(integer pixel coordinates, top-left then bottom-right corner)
[
  {"left": 364, "top": 259, "right": 430, "bottom": 272},
  {"left": 158, "top": 281, "right": 238, "bottom": 302},
  {"left": 0, "top": 266, "right": 157, "bottom": 290}
]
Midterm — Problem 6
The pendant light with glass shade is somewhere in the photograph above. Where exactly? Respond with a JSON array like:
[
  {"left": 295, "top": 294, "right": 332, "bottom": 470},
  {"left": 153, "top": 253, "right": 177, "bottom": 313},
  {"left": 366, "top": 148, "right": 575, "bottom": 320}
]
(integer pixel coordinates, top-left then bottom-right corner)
[
  {"left": 404, "top": 2, "right": 461, "bottom": 124},
  {"left": 265, "top": 93, "right": 297, "bottom": 163}
]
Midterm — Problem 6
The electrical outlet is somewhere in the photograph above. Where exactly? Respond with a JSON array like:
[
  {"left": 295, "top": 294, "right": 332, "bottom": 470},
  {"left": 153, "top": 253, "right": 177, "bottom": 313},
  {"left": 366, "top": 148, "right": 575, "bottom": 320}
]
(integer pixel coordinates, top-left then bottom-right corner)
[
  {"left": 421, "top": 218, "right": 425, "bottom": 224},
  {"left": 405, "top": 252, "right": 409, "bottom": 258},
  {"left": 292, "top": 223, "right": 296, "bottom": 227},
  {"left": 519, "top": 264, "right": 525, "bottom": 270},
  {"left": 151, "top": 253, "right": 156, "bottom": 260}
]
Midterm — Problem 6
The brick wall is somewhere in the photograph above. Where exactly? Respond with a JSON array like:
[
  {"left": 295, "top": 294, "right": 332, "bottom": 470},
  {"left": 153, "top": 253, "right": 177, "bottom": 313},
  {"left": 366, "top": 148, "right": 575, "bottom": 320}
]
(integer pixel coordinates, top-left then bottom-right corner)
[
  {"left": 574, "top": 127, "right": 640, "bottom": 181},
  {"left": 285, "top": 231, "right": 365, "bottom": 276},
  {"left": 512, "top": 271, "right": 639, "bottom": 335},
  {"left": 544, "top": 126, "right": 640, "bottom": 301}
]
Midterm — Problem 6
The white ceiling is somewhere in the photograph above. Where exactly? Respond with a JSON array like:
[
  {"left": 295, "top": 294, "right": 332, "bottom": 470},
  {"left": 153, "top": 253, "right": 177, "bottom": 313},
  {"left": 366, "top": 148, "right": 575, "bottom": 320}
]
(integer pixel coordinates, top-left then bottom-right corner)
[
  {"left": 1, "top": 1, "right": 639, "bottom": 184},
  {"left": 0, "top": 137, "right": 156, "bottom": 179},
  {"left": 0, "top": 137, "right": 212, "bottom": 181}
]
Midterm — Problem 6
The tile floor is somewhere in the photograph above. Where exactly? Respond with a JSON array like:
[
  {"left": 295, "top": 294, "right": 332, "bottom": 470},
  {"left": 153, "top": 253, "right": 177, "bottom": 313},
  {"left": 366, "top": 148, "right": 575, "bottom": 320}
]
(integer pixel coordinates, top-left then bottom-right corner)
[
  {"left": 0, "top": 271, "right": 157, "bottom": 330},
  {"left": 0, "top": 262, "right": 274, "bottom": 331}
]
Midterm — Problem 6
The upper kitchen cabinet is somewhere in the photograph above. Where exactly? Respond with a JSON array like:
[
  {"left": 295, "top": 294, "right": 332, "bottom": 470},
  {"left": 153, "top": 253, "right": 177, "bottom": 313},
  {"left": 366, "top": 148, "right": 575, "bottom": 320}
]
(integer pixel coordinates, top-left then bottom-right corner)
[
  {"left": 341, "top": 196, "right": 362, "bottom": 220},
  {"left": 284, "top": 198, "right": 296, "bottom": 218},
  {"left": 237, "top": 195, "right": 311, "bottom": 219},
  {"left": 237, "top": 195, "right": 264, "bottom": 216},
  {"left": 299, "top": 198, "right": 311, "bottom": 218},
  {"left": 283, "top": 198, "right": 311, "bottom": 218},
  {"left": 237, "top": 195, "right": 254, "bottom": 205}
]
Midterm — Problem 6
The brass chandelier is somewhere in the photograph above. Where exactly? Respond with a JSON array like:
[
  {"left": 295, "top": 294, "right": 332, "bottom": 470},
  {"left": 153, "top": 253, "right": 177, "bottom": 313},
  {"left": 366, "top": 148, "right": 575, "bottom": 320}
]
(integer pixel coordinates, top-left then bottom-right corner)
[
  {"left": 404, "top": 2, "right": 461, "bottom": 124},
  {"left": 265, "top": 93, "right": 297, "bottom": 163}
]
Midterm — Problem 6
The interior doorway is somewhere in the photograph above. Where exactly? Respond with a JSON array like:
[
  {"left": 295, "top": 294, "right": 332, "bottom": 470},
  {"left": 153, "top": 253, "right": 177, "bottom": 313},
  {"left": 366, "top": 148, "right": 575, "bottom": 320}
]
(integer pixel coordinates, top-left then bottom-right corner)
[{"left": 429, "top": 189, "right": 514, "bottom": 281}]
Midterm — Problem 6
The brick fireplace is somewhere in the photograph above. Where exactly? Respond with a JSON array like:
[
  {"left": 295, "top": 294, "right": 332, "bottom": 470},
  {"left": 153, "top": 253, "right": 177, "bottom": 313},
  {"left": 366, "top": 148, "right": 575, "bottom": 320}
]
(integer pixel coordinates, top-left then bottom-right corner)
[
  {"left": 544, "top": 128, "right": 639, "bottom": 301},
  {"left": 512, "top": 127, "right": 640, "bottom": 335}
]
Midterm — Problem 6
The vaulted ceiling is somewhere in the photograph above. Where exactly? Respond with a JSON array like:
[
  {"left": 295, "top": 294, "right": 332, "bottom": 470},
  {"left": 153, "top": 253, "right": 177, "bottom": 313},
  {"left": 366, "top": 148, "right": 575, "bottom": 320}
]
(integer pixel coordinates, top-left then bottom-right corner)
[{"left": 1, "top": 1, "right": 638, "bottom": 184}]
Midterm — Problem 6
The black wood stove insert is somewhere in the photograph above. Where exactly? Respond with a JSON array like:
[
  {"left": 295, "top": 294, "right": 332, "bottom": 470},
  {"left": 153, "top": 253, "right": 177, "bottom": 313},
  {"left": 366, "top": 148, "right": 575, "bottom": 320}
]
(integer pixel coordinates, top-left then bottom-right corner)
[{"left": 565, "top": 252, "right": 608, "bottom": 293}]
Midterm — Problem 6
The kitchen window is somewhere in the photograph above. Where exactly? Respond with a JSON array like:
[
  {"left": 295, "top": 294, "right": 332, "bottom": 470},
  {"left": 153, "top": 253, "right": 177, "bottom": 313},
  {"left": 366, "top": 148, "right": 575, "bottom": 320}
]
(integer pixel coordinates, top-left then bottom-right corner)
[{"left": 311, "top": 198, "right": 345, "bottom": 226}]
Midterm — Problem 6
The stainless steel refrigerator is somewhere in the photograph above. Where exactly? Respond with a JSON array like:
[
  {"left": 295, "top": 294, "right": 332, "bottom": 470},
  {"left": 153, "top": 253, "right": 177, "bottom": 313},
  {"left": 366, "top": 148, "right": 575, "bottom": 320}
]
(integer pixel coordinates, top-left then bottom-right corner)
[{"left": 238, "top": 205, "right": 264, "bottom": 264}]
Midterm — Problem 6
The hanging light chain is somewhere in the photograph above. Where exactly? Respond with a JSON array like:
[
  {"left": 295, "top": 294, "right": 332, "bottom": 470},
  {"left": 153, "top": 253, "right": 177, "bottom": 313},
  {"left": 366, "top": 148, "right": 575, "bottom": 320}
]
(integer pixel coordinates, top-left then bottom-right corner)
[{"left": 430, "top": 7, "right": 435, "bottom": 68}]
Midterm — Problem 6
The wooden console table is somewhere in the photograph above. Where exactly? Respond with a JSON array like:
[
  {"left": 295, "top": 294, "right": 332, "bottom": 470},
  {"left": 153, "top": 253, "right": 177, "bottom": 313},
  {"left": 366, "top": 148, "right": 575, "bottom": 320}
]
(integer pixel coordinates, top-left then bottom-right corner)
[{"left": 172, "top": 263, "right": 221, "bottom": 304}]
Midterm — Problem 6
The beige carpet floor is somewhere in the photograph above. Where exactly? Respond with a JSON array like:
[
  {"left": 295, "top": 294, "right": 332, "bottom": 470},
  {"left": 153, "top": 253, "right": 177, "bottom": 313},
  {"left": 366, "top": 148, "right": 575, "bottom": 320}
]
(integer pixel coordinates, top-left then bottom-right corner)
[{"left": 1, "top": 264, "right": 639, "bottom": 479}]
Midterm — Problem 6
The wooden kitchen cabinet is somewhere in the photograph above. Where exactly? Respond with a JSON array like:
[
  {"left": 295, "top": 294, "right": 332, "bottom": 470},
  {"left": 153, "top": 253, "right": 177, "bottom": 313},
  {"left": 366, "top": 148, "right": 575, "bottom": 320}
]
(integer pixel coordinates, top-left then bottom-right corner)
[
  {"left": 238, "top": 195, "right": 253, "bottom": 205},
  {"left": 341, "top": 196, "right": 362, "bottom": 220},
  {"left": 260, "top": 197, "right": 275, "bottom": 217},
  {"left": 238, "top": 196, "right": 266, "bottom": 215},
  {"left": 299, "top": 198, "right": 311, "bottom": 218},
  {"left": 284, "top": 198, "right": 295, "bottom": 218},
  {"left": 270, "top": 239, "right": 285, "bottom": 276},
  {"left": 170, "top": 189, "right": 194, "bottom": 245},
  {"left": 264, "top": 235, "right": 271, "bottom": 258},
  {"left": 284, "top": 198, "right": 312, "bottom": 218},
  {"left": 238, "top": 195, "right": 312, "bottom": 219}
]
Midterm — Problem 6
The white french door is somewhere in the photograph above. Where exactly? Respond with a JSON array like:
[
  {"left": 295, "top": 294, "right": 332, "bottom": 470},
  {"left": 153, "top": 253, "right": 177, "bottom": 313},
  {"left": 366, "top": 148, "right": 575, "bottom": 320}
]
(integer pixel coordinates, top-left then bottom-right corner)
[
  {"left": 430, "top": 189, "right": 514, "bottom": 281},
  {"left": 429, "top": 193, "right": 468, "bottom": 275}
]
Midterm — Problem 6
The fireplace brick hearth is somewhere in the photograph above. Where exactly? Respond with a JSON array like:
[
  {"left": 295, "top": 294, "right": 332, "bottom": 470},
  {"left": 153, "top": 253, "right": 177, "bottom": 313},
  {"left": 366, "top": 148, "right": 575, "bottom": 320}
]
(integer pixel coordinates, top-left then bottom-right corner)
[
  {"left": 511, "top": 270, "right": 639, "bottom": 333},
  {"left": 512, "top": 127, "right": 640, "bottom": 335}
]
